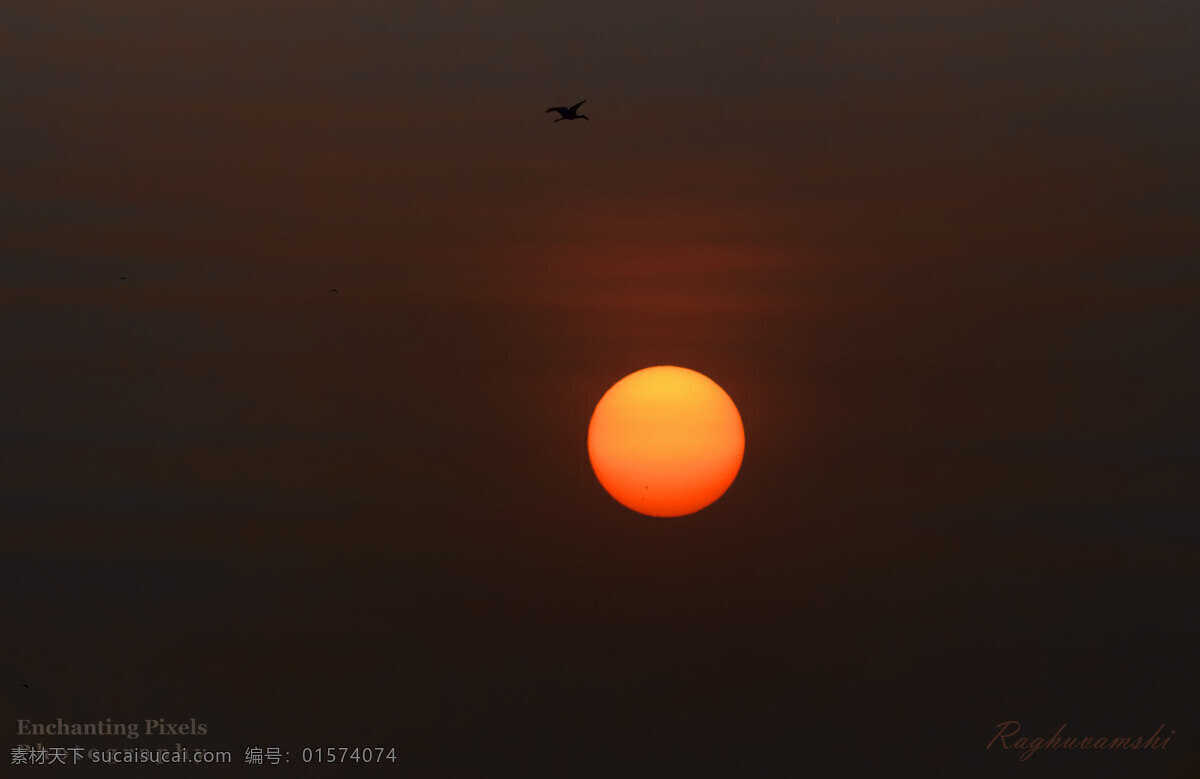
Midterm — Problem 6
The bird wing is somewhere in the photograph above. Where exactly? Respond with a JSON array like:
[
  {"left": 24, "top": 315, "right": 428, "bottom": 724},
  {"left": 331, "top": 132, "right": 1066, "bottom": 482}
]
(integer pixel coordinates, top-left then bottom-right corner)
[
  {"left": 570, "top": 99, "right": 587, "bottom": 112},
  {"left": 546, "top": 106, "right": 567, "bottom": 114}
]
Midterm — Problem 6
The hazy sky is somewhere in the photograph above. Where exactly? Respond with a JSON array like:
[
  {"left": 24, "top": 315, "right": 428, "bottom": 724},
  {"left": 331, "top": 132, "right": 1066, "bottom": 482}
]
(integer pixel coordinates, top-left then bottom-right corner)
[{"left": 3, "top": 1, "right": 1198, "bottom": 775}]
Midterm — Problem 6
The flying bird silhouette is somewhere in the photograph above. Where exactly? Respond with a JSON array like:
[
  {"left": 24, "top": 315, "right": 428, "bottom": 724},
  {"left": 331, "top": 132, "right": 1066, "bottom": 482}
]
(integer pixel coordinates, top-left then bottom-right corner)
[
  {"left": 546, "top": 100, "right": 588, "bottom": 122},
  {"left": 329, "top": 288, "right": 338, "bottom": 293}
]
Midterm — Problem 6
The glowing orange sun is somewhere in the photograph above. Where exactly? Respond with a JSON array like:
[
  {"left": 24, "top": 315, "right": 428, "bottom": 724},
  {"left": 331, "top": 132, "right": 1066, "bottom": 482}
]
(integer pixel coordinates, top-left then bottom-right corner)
[{"left": 587, "top": 366, "right": 745, "bottom": 517}]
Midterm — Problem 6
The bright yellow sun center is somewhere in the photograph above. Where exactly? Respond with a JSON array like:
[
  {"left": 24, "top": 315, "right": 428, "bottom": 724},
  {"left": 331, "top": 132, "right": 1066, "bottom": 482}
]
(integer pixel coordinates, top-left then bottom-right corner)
[{"left": 587, "top": 366, "right": 745, "bottom": 517}]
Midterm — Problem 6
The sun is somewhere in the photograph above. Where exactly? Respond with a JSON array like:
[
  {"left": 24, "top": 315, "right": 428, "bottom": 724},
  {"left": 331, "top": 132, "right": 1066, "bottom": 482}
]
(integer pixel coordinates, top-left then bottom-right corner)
[{"left": 587, "top": 366, "right": 745, "bottom": 517}]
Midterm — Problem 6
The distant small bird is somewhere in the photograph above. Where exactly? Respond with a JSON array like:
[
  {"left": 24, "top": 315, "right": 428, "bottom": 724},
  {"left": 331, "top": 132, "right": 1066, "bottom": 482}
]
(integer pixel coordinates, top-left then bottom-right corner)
[
  {"left": 119, "top": 276, "right": 127, "bottom": 281},
  {"left": 21, "top": 683, "right": 29, "bottom": 688},
  {"left": 329, "top": 288, "right": 338, "bottom": 293},
  {"left": 546, "top": 99, "right": 588, "bottom": 122}
]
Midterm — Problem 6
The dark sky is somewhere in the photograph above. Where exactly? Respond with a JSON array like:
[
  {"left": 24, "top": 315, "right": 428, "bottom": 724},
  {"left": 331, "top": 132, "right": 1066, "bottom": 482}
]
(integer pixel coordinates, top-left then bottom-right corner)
[{"left": 3, "top": 1, "right": 1198, "bottom": 776}]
